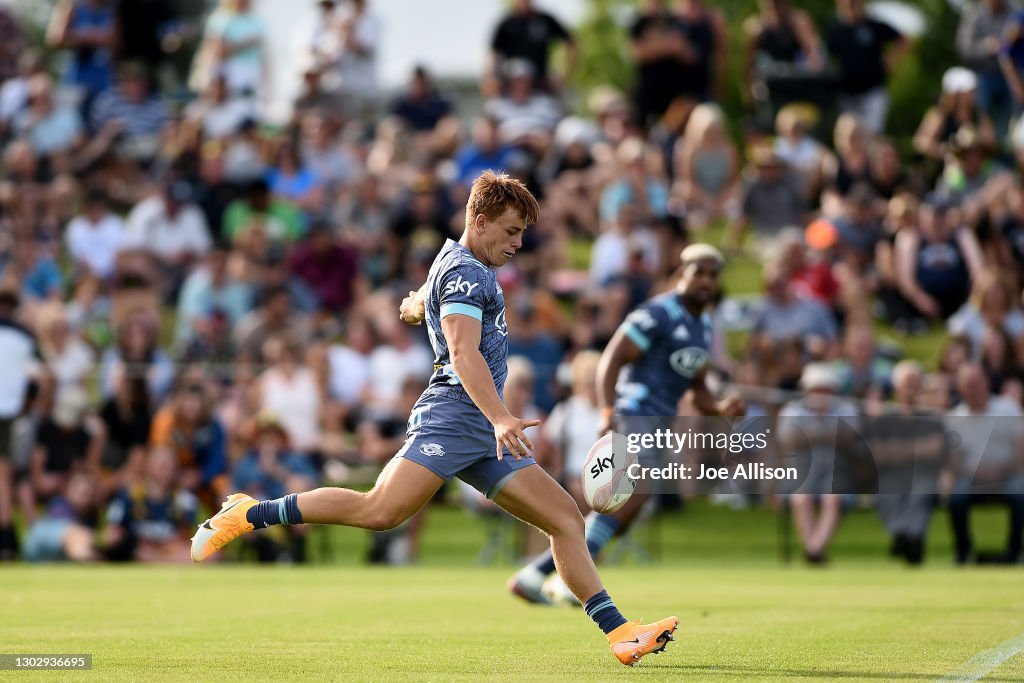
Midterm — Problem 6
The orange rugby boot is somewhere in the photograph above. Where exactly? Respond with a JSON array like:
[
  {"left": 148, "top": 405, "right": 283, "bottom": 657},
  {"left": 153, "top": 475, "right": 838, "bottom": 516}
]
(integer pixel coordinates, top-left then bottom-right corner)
[
  {"left": 607, "top": 616, "right": 679, "bottom": 666},
  {"left": 191, "top": 493, "right": 259, "bottom": 562}
]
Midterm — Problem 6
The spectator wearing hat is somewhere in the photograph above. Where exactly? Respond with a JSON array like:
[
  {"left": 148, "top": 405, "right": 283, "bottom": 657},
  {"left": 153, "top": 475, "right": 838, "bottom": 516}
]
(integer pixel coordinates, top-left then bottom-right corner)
[
  {"left": 825, "top": 0, "right": 909, "bottom": 135},
  {"left": 935, "top": 126, "right": 1010, "bottom": 220},
  {"left": 124, "top": 178, "right": 212, "bottom": 291},
  {"left": 958, "top": 0, "right": 1017, "bottom": 138},
  {"left": 484, "top": 59, "right": 562, "bottom": 146},
  {"left": 727, "top": 145, "right": 806, "bottom": 250},
  {"left": 914, "top": 67, "right": 996, "bottom": 162},
  {"left": 486, "top": 0, "right": 576, "bottom": 96},
  {"left": 777, "top": 361, "right": 860, "bottom": 565},
  {"left": 894, "top": 194, "right": 984, "bottom": 322}
]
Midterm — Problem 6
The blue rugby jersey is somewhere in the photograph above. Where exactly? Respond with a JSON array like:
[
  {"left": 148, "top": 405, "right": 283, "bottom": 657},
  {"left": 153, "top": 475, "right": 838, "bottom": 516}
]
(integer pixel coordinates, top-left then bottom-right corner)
[
  {"left": 420, "top": 239, "right": 508, "bottom": 407},
  {"left": 614, "top": 292, "right": 712, "bottom": 416}
]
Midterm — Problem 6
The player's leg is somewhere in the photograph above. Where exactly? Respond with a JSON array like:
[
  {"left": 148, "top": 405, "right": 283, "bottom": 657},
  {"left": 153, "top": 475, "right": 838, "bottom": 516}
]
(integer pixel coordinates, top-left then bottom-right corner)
[
  {"left": 493, "top": 464, "right": 678, "bottom": 666},
  {"left": 191, "top": 456, "right": 443, "bottom": 562},
  {"left": 495, "top": 464, "right": 601, "bottom": 601},
  {"left": 509, "top": 491, "right": 648, "bottom": 604},
  {"left": 294, "top": 457, "right": 442, "bottom": 529}
]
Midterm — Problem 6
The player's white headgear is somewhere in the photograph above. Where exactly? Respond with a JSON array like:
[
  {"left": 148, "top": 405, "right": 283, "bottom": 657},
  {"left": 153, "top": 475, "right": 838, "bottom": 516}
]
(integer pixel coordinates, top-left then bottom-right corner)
[{"left": 680, "top": 243, "right": 725, "bottom": 267}]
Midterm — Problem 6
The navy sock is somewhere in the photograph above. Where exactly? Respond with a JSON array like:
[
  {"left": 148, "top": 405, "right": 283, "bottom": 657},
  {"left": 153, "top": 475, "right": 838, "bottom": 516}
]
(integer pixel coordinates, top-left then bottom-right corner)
[
  {"left": 585, "top": 514, "right": 620, "bottom": 558},
  {"left": 529, "top": 549, "right": 557, "bottom": 576},
  {"left": 246, "top": 493, "right": 304, "bottom": 529},
  {"left": 584, "top": 589, "right": 628, "bottom": 635}
]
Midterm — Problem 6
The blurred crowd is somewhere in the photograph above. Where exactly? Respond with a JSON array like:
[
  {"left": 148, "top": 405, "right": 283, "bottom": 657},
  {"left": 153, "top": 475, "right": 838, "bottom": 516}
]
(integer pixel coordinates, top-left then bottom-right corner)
[{"left": 0, "top": 0, "right": 1023, "bottom": 568}]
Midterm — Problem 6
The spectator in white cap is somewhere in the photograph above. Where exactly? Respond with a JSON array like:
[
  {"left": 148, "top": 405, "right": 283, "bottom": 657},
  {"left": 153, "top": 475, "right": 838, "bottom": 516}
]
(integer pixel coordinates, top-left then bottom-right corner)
[
  {"left": 914, "top": 66, "right": 996, "bottom": 161},
  {"left": 776, "top": 361, "right": 859, "bottom": 565}
]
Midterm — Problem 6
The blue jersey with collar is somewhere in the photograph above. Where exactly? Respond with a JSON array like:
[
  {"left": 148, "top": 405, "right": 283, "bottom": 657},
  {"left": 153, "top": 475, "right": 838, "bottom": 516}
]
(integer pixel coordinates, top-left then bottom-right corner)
[
  {"left": 420, "top": 239, "right": 508, "bottom": 408},
  {"left": 614, "top": 292, "right": 712, "bottom": 416}
]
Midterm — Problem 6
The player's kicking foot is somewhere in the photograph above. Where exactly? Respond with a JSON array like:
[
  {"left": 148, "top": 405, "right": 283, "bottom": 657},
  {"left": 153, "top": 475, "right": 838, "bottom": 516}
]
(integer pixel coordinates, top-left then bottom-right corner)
[
  {"left": 607, "top": 616, "right": 679, "bottom": 667},
  {"left": 507, "top": 566, "right": 552, "bottom": 605},
  {"left": 191, "top": 493, "right": 259, "bottom": 562}
]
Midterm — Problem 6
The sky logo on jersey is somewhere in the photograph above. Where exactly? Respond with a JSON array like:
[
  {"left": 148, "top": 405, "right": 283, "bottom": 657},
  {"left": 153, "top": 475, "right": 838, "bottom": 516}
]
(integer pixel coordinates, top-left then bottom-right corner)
[
  {"left": 669, "top": 347, "right": 709, "bottom": 378},
  {"left": 420, "top": 443, "right": 445, "bottom": 457},
  {"left": 672, "top": 325, "right": 690, "bottom": 341},
  {"left": 443, "top": 276, "right": 480, "bottom": 298}
]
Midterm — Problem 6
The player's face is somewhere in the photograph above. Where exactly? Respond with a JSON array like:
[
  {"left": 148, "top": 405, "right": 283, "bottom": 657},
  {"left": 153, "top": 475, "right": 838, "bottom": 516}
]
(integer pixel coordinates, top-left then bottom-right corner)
[
  {"left": 480, "top": 208, "right": 527, "bottom": 267},
  {"left": 679, "top": 258, "right": 721, "bottom": 307}
]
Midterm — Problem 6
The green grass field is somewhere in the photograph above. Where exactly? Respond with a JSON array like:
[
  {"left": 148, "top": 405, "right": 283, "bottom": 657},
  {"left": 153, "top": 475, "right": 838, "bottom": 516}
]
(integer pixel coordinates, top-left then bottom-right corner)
[{"left": 4, "top": 502, "right": 1024, "bottom": 681}]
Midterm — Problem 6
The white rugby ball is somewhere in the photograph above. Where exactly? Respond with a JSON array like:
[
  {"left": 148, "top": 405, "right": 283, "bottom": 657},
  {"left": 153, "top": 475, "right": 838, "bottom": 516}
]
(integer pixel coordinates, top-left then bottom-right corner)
[{"left": 582, "top": 432, "right": 637, "bottom": 514}]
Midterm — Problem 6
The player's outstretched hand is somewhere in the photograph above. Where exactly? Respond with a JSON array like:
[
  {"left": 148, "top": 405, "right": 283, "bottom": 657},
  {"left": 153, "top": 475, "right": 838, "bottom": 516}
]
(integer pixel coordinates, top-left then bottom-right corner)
[
  {"left": 399, "top": 289, "right": 425, "bottom": 325},
  {"left": 494, "top": 414, "right": 542, "bottom": 461}
]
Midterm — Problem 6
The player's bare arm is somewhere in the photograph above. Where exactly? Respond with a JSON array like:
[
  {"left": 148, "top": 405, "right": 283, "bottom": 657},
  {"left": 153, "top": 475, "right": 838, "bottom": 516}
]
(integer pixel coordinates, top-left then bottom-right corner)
[
  {"left": 442, "top": 313, "right": 540, "bottom": 460},
  {"left": 594, "top": 328, "right": 643, "bottom": 435}
]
